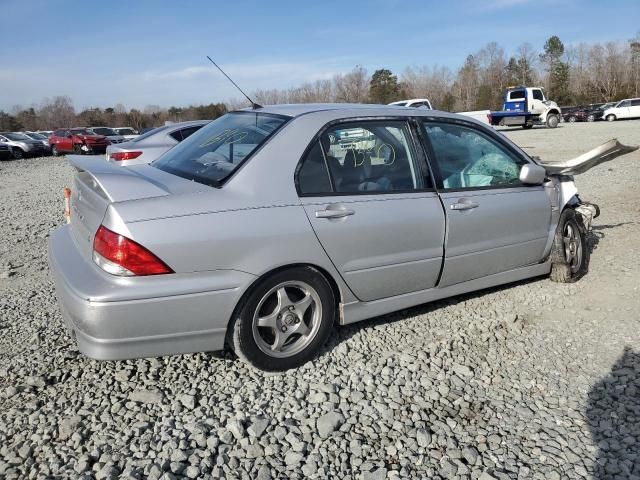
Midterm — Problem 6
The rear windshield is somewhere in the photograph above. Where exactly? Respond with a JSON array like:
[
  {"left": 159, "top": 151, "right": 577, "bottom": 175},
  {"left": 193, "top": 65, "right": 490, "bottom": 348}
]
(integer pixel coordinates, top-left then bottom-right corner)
[
  {"left": 91, "top": 127, "right": 117, "bottom": 136},
  {"left": 153, "top": 112, "right": 288, "bottom": 186},
  {"left": 132, "top": 125, "right": 169, "bottom": 142}
]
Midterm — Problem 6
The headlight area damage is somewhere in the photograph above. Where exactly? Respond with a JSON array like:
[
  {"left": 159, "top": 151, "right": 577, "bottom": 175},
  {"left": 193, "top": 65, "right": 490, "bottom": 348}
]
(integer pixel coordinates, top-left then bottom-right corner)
[{"left": 538, "top": 138, "right": 638, "bottom": 234}]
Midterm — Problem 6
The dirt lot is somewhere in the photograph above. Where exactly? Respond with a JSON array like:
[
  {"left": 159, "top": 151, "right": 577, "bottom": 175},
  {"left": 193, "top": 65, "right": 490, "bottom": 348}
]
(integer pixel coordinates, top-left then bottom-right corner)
[{"left": 0, "top": 120, "right": 639, "bottom": 479}]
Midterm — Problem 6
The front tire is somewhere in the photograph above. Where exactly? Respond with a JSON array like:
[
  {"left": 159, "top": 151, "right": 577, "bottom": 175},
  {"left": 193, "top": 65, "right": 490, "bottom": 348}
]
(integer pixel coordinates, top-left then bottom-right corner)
[
  {"left": 546, "top": 114, "right": 559, "bottom": 128},
  {"left": 606, "top": 114, "right": 616, "bottom": 122},
  {"left": 51, "top": 145, "right": 59, "bottom": 157},
  {"left": 587, "top": 114, "right": 595, "bottom": 122},
  {"left": 12, "top": 148, "right": 24, "bottom": 159},
  {"left": 230, "top": 266, "right": 336, "bottom": 371},
  {"left": 567, "top": 115, "right": 577, "bottom": 123},
  {"left": 550, "top": 209, "right": 589, "bottom": 283}
]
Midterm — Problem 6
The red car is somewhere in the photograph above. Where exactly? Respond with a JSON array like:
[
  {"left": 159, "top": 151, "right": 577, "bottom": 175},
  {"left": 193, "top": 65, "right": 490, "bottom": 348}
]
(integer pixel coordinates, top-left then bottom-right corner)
[{"left": 49, "top": 128, "right": 109, "bottom": 156}]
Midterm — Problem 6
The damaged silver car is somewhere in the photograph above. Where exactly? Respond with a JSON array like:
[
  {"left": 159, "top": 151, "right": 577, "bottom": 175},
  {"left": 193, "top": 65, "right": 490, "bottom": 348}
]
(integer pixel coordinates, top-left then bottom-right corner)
[{"left": 47, "top": 104, "right": 637, "bottom": 371}]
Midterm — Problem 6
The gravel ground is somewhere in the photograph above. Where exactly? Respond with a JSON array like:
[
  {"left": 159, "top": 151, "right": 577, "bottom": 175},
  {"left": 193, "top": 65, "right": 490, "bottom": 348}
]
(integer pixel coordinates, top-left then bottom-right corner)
[{"left": 1, "top": 120, "right": 639, "bottom": 480}]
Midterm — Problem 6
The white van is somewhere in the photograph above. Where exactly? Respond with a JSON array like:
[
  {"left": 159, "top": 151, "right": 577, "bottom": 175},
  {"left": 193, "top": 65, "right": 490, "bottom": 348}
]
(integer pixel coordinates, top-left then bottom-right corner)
[{"left": 602, "top": 98, "right": 640, "bottom": 121}]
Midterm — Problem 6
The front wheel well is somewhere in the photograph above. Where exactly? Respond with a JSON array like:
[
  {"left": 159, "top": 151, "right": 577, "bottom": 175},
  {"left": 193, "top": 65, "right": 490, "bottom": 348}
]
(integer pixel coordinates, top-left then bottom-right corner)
[{"left": 225, "top": 263, "right": 343, "bottom": 344}]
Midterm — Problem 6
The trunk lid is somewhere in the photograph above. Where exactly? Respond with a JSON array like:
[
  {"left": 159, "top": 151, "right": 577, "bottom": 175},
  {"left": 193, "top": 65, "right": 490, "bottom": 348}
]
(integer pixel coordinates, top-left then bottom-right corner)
[{"left": 67, "top": 155, "right": 208, "bottom": 257}]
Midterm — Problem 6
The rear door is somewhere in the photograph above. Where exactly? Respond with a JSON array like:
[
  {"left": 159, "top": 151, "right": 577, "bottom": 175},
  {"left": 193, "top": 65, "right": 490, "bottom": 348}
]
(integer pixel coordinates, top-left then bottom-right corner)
[
  {"left": 615, "top": 100, "right": 632, "bottom": 119},
  {"left": 630, "top": 99, "right": 640, "bottom": 118},
  {"left": 421, "top": 120, "right": 551, "bottom": 287},
  {"left": 297, "top": 120, "right": 445, "bottom": 302}
]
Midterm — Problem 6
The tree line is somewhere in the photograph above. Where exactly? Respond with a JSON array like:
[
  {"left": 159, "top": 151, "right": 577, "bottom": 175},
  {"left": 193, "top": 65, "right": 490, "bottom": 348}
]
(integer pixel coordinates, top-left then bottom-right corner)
[{"left": 1, "top": 34, "right": 638, "bottom": 132}]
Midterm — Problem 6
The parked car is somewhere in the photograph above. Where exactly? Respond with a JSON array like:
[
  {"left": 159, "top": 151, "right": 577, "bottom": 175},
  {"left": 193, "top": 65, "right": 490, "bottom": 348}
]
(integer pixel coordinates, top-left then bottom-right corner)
[
  {"left": 23, "top": 132, "right": 52, "bottom": 155},
  {"left": 87, "top": 127, "right": 127, "bottom": 144},
  {"left": 562, "top": 106, "right": 589, "bottom": 123},
  {"left": 0, "top": 143, "right": 12, "bottom": 160},
  {"left": 113, "top": 127, "right": 138, "bottom": 140},
  {"left": 47, "top": 104, "right": 630, "bottom": 371},
  {"left": 49, "top": 128, "right": 109, "bottom": 156},
  {"left": 36, "top": 130, "right": 53, "bottom": 137},
  {"left": 389, "top": 98, "right": 433, "bottom": 109},
  {"left": 106, "top": 120, "right": 208, "bottom": 166},
  {"left": 0, "top": 132, "right": 47, "bottom": 158},
  {"left": 588, "top": 102, "right": 616, "bottom": 121},
  {"left": 602, "top": 98, "right": 640, "bottom": 121}
]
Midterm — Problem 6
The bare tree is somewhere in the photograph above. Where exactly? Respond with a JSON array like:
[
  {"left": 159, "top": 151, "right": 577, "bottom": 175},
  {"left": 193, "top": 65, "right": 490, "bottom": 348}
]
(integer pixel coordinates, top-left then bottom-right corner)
[{"left": 334, "top": 66, "right": 369, "bottom": 103}]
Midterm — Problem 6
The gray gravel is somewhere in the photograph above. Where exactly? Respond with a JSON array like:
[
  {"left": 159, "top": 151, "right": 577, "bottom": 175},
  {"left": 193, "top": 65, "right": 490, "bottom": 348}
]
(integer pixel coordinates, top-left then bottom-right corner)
[{"left": 1, "top": 120, "right": 640, "bottom": 479}]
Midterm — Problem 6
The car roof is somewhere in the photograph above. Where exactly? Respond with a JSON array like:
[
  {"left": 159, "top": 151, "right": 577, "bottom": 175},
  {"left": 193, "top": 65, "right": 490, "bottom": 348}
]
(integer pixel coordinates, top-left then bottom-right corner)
[{"left": 239, "top": 103, "right": 460, "bottom": 120}]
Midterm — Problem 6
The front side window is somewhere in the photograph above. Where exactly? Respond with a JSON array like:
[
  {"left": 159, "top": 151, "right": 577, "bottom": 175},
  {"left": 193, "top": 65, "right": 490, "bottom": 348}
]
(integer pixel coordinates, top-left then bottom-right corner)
[
  {"left": 617, "top": 100, "right": 631, "bottom": 108},
  {"left": 532, "top": 89, "right": 544, "bottom": 101},
  {"left": 169, "top": 125, "right": 203, "bottom": 142},
  {"left": 297, "top": 121, "right": 423, "bottom": 195},
  {"left": 153, "top": 112, "right": 288, "bottom": 186},
  {"left": 424, "top": 122, "right": 526, "bottom": 189}
]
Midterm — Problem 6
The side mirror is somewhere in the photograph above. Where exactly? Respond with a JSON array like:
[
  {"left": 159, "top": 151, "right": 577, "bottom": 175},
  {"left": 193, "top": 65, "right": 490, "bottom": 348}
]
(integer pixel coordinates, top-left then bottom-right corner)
[{"left": 520, "top": 163, "right": 546, "bottom": 185}]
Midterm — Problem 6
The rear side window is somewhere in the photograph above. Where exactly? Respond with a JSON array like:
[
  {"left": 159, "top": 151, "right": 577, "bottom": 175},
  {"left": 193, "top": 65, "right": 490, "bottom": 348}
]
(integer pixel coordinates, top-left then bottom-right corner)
[
  {"left": 509, "top": 90, "right": 526, "bottom": 100},
  {"left": 297, "top": 121, "right": 426, "bottom": 195},
  {"left": 424, "top": 122, "right": 526, "bottom": 189},
  {"left": 297, "top": 142, "right": 332, "bottom": 195},
  {"left": 169, "top": 125, "right": 203, "bottom": 142}
]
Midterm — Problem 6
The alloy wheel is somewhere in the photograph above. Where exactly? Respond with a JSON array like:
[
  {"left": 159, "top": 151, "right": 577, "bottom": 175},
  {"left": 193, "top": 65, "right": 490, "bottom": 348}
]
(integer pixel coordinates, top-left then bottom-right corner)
[
  {"left": 563, "top": 222, "right": 583, "bottom": 274},
  {"left": 252, "top": 281, "right": 322, "bottom": 358}
]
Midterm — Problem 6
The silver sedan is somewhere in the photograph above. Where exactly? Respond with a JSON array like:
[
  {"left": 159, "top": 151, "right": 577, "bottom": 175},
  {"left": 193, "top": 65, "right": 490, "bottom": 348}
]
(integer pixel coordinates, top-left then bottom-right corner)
[
  {"left": 105, "top": 120, "right": 209, "bottom": 166},
  {"left": 49, "top": 104, "right": 616, "bottom": 371}
]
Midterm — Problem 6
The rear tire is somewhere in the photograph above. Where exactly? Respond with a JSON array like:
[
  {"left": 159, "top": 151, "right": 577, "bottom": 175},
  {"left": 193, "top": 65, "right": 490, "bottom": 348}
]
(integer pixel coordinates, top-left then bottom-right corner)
[
  {"left": 546, "top": 114, "right": 559, "bottom": 128},
  {"left": 587, "top": 114, "right": 595, "bottom": 122},
  {"left": 230, "top": 266, "right": 336, "bottom": 371},
  {"left": 12, "top": 148, "right": 24, "bottom": 159},
  {"left": 567, "top": 115, "right": 577, "bottom": 123},
  {"left": 606, "top": 114, "right": 616, "bottom": 122},
  {"left": 550, "top": 209, "right": 589, "bottom": 283}
]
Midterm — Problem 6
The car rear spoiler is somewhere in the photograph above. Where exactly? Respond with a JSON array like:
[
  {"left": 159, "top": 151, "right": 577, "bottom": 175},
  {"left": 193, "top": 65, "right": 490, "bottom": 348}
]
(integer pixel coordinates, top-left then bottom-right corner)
[
  {"left": 536, "top": 139, "right": 638, "bottom": 176},
  {"left": 66, "top": 155, "right": 170, "bottom": 202}
]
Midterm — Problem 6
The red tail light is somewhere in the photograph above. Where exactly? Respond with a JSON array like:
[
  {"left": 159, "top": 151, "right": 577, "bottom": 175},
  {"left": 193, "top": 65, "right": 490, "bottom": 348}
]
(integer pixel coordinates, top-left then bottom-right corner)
[
  {"left": 93, "top": 225, "right": 173, "bottom": 276},
  {"left": 109, "top": 151, "right": 142, "bottom": 161}
]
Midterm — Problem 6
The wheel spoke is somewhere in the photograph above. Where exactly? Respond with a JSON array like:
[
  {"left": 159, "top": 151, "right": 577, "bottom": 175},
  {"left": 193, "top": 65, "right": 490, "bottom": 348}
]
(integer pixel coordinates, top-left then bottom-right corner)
[
  {"left": 257, "top": 309, "right": 279, "bottom": 329},
  {"left": 295, "top": 320, "right": 311, "bottom": 337},
  {"left": 293, "top": 292, "right": 313, "bottom": 318},
  {"left": 276, "top": 287, "right": 293, "bottom": 309},
  {"left": 271, "top": 329, "right": 290, "bottom": 352}
]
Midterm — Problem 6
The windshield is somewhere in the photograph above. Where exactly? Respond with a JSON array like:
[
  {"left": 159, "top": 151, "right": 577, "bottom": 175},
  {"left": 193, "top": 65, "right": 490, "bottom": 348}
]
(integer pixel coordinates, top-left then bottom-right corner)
[
  {"left": 116, "top": 128, "right": 136, "bottom": 135},
  {"left": 26, "top": 133, "right": 46, "bottom": 140},
  {"left": 153, "top": 112, "right": 288, "bottom": 186},
  {"left": 71, "top": 129, "right": 94, "bottom": 135},
  {"left": 4, "top": 133, "right": 31, "bottom": 141},
  {"left": 91, "top": 127, "right": 117, "bottom": 136}
]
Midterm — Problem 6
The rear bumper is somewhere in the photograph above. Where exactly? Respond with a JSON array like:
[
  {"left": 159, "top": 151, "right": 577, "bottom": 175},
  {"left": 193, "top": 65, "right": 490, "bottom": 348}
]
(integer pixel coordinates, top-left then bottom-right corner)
[{"left": 47, "top": 225, "right": 256, "bottom": 360}]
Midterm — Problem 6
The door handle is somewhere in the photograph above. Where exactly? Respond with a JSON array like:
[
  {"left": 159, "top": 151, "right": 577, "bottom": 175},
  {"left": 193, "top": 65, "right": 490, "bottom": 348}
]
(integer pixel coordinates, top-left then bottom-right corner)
[
  {"left": 315, "top": 207, "right": 355, "bottom": 219},
  {"left": 450, "top": 200, "right": 479, "bottom": 211}
]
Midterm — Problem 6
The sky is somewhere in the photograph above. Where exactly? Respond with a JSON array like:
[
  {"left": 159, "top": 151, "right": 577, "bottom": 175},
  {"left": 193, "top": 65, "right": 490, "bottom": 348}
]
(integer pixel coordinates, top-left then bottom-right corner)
[{"left": 1, "top": 0, "right": 638, "bottom": 111}]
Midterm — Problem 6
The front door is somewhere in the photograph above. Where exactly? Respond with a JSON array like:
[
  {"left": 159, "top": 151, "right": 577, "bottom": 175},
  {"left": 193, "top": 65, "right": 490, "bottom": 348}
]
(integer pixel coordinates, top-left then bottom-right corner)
[
  {"left": 297, "top": 120, "right": 445, "bottom": 302},
  {"left": 59, "top": 130, "right": 73, "bottom": 152},
  {"left": 530, "top": 88, "right": 546, "bottom": 114},
  {"left": 422, "top": 121, "right": 552, "bottom": 287}
]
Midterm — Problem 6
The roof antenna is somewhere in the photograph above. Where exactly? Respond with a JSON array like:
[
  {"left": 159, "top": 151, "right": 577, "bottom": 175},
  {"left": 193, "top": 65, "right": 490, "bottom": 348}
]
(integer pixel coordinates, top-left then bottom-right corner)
[{"left": 206, "top": 56, "right": 262, "bottom": 110}]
